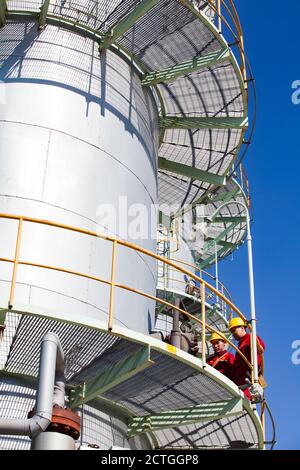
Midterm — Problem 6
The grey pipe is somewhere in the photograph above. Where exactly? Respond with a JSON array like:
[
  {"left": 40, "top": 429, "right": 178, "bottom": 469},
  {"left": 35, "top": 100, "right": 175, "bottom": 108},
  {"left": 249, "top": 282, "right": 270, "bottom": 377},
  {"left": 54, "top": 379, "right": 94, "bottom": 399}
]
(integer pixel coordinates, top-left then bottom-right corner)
[
  {"left": 0, "top": 332, "right": 65, "bottom": 437},
  {"left": 171, "top": 298, "right": 181, "bottom": 348}
]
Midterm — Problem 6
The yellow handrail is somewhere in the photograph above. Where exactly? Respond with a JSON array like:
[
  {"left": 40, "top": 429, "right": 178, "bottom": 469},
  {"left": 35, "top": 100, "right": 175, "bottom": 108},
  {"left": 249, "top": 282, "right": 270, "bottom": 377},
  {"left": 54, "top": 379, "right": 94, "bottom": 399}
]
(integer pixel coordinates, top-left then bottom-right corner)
[
  {"left": 108, "top": 240, "right": 117, "bottom": 331},
  {"left": 205, "top": 0, "right": 247, "bottom": 84},
  {"left": 168, "top": 257, "right": 233, "bottom": 304},
  {"left": 0, "top": 212, "right": 253, "bottom": 372},
  {"left": 8, "top": 218, "right": 23, "bottom": 308}
]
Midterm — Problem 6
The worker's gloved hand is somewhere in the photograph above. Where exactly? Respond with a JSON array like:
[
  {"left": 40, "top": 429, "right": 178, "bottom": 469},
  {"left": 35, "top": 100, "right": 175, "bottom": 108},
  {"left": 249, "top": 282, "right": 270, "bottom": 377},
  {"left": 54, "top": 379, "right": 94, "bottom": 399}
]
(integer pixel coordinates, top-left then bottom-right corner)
[{"left": 249, "top": 383, "right": 264, "bottom": 403}]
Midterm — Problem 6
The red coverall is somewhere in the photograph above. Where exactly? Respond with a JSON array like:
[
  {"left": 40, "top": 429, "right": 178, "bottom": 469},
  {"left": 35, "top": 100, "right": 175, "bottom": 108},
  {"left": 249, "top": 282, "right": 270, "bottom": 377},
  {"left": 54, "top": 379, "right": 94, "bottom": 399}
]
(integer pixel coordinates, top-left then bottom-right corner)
[
  {"left": 230, "top": 333, "right": 265, "bottom": 399},
  {"left": 207, "top": 351, "right": 234, "bottom": 378}
]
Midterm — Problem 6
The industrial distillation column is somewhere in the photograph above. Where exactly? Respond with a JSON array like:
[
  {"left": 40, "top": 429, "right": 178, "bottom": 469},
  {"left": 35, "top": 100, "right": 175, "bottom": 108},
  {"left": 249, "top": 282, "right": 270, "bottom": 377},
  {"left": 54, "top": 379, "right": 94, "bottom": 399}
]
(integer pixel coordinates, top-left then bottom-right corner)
[{"left": 0, "top": 19, "right": 159, "bottom": 334}]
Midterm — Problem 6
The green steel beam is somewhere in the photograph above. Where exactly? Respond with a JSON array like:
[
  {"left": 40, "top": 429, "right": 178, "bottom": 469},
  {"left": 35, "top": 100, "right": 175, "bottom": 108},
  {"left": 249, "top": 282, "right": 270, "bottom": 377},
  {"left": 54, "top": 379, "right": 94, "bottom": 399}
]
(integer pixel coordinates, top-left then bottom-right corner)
[
  {"left": 99, "top": 0, "right": 160, "bottom": 50},
  {"left": 142, "top": 48, "right": 230, "bottom": 86},
  {"left": 202, "top": 221, "right": 240, "bottom": 254},
  {"left": 0, "top": 0, "right": 7, "bottom": 27},
  {"left": 158, "top": 157, "right": 226, "bottom": 187},
  {"left": 39, "top": 0, "right": 50, "bottom": 28},
  {"left": 198, "top": 246, "right": 230, "bottom": 269},
  {"left": 159, "top": 116, "right": 248, "bottom": 130},
  {"left": 69, "top": 346, "right": 153, "bottom": 408},
  {"left": 0, "top": 309, "right": 6, "bottom": 331},
  {"left": 128, "top": 398, "right": 243, "bottom": 437},
  {"left": 206, "top": 238, "right": 237, "bottom": 249},
  {"left": 205, "top": 187, "right": 241, "bottom": 204},
  {"left": 204, "top": 216, "right": 247, "bottom": 224}
]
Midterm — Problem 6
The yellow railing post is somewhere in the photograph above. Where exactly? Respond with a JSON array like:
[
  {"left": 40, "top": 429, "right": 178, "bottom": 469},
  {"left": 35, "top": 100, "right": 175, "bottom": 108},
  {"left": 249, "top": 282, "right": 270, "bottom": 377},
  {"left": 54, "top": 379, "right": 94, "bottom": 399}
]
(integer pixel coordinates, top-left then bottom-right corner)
[
  {"left": 0, "top": 212, "right": 254, "bottom": 373},
  {"left": 108, "top": 240, "right": 117, "bottom": 331},
  {"left": 217, "top": 0, "right": 222, "bottom": 32},
  {"left": 201, "top": 282, "right": 206, "bottom": 365},
  {"left": 8, "top": 218, "right": 24, "bottom": 309}
]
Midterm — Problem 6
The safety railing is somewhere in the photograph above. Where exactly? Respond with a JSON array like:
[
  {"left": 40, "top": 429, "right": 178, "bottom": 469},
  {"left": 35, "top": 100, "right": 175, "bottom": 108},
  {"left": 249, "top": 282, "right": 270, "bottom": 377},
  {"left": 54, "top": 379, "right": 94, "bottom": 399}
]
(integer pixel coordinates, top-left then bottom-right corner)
[
  {"left": 157, "top": 256, "right": 233, "bottom": 321},
  {"left": 0, "top": 212, "right": 267, "bottom": 434},
  {"left": 201, "top": 0, "right": 257, "bottom": 172},
  {"left": 231, "top": 162, "right": 250, "bottom": 206},
  {"left": 203, "top": 0, "right": 246, "bottom": 82},
  {"left": 0, "top": 212, "right": 253, "bottom": 371}
]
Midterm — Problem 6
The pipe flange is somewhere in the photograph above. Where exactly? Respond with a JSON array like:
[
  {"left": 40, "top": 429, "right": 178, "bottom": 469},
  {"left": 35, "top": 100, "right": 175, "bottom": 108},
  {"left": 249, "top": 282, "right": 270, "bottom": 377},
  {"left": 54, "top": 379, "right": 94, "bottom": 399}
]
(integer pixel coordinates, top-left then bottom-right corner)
[{"left": 28, "top": 406, "right": 80, "bottom": 440}]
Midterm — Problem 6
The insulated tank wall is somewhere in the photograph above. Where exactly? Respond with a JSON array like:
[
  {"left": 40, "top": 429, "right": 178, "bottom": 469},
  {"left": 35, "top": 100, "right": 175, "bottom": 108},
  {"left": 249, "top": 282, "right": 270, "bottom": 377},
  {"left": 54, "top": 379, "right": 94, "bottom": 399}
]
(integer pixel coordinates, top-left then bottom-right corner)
[{"left": 0, "top": 20, "right": 159, "bottom": 334}]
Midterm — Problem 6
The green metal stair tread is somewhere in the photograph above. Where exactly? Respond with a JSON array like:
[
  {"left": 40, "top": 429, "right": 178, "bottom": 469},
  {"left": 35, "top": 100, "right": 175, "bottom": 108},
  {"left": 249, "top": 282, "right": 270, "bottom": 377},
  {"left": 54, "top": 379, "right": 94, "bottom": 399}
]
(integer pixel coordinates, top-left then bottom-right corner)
[
  {"left": 101, "top": 351, "right": 233, "bottom": 418},
  {"left": 127, "top": 397, "right": 243, "bottom": 436},
  {"left": 142, "top": 49, "right": 231, "bottom": 85}
]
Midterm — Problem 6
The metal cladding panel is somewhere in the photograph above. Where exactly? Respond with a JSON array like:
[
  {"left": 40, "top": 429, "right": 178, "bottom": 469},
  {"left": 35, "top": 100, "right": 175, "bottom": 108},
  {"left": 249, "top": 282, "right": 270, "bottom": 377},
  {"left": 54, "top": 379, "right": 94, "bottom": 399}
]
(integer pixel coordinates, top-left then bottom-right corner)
[
  {"left": 0, "top": 21, "right": 159, "bottom": 334},
  {"left": 0, "top": 379, "right": 34, "bottom": 450},
  {"left": 80, "top": 404, "right": 131, "bottom": 450},
  {"left": 0, "top": 377, "right": 133, "bottom": 450}
]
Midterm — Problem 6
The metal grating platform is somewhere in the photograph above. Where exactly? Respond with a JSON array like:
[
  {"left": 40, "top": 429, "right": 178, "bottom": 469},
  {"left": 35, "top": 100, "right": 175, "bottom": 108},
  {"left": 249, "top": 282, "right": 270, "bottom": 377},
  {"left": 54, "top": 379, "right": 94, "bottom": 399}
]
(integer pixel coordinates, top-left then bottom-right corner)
[
  {"left": 0, "top": 310, "right": 264, "bottom": 449},
  {"left": 103, "top": 350, "right": 232, "bottom": 415},
  {"left": 155, "top": 412, "right": 260, "bottom": 449}
]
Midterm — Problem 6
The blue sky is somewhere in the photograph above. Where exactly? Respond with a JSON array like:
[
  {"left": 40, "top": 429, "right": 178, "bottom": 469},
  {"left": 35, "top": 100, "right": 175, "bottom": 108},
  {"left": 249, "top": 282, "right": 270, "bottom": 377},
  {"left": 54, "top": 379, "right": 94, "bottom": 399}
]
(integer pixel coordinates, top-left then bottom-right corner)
[{"left": 211, "top": 0, "right": 300, "bottom": 450}]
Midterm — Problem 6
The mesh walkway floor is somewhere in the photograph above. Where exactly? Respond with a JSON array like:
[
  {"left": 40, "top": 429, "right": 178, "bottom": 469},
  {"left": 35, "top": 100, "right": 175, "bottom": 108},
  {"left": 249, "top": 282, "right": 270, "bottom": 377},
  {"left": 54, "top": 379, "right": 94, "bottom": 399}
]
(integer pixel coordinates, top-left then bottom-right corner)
[{"left": 0, "top": 310, "right": 263, "bottom": 449}]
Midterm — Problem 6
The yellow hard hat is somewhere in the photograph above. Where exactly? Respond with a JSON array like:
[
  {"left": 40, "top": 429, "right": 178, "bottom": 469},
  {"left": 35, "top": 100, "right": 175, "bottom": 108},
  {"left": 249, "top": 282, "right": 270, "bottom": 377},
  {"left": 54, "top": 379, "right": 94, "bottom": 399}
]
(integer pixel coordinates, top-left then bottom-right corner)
[
  {"left": 209, "top": 332, "right": 226, "bottom": 343},
  {"left": 228, "top": 317, "right": 247, "bottom": 331}
]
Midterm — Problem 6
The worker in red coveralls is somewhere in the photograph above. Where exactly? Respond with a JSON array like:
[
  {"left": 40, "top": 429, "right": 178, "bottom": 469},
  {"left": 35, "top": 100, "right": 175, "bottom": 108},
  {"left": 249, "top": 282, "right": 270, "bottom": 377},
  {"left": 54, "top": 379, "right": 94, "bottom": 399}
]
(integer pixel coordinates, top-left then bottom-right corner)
[
  {"left": 229, "top": 317, "right": 265, "bottom": 401},
  {"left": 207, "top": 332, "right": 234, "bottom": 378}
]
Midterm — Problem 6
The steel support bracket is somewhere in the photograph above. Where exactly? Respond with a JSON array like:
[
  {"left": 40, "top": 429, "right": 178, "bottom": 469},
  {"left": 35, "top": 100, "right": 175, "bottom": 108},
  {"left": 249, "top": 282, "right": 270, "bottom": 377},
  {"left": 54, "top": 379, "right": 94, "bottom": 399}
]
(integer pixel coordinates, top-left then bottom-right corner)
[
  {"left": 205, "top": 187, "right": 241, "bottom": 204},
  {"left": 159, "top": 116, "right": 248, "bottom": 130},
  {"left": 69, "top": 346, "right": 154, "bottom": 408},
  {"left": 142, "top": 48, "right": 230, "bottom": 86},
  {"left": 0, "top": 0, "right": 7, "bottom": 27},
  {"left": 39, "top": 0, "right": 50, "bottom": 29},
  {"left": 127, "top": 398, "right": 243, "bottom": 437},
  {"left": 99, "top": 0, "right": 160, "bottom": 50},
  {"left": 158, "top": 157, "right": 226, "bottom": 187},
  {"left": 202, "top": 221, "right": 240, "bottom": 254}
]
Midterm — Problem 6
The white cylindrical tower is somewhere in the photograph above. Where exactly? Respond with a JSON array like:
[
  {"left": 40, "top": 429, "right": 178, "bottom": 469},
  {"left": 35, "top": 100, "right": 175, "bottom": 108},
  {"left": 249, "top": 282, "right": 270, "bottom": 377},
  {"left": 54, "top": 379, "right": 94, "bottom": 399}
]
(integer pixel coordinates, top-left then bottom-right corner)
[
  {"left": 0, "top": 20, "right": 159, "bottom": 334},
  {"left": 0, "top": 0, "right": 267, "bottom": 453}
]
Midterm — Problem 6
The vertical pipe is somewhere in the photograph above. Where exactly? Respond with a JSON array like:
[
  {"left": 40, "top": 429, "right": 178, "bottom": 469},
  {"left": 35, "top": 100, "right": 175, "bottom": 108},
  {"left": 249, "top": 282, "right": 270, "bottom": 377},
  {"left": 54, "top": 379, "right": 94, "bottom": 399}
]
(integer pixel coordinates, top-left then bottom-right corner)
[
  {"left": 201, "top": 283, "right": 206, "bottom": 365},
  {"left": 8, "top": 217, "right": 23, "bottom": 308},
  {"left": 215, "top": 242, "right": 218, "bottom": 291},
  {"left": 171, "top": 297, "right": 181, "bottom": 348},
  {"left": 35, "top": 336, "right": 59, "bottom": 421},
  {"left": 108, "top": 240, "right": 117, "bottom": 331},
  {"left": 240, "top": 164, "right": 244, "bottom": 191},
  {"left": 246, "top": 213, "right": 259, "bottom": 384},
  {"left": 214, "top": 241, "right": 219, "bottom": 305}
]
